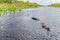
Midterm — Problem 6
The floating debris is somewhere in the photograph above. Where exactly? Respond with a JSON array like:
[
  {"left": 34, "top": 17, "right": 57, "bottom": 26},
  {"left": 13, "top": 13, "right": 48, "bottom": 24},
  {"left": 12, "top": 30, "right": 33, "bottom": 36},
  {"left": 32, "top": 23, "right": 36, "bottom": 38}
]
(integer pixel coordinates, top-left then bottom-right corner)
[
  {"left": 41, "top": 22, "right": 50, "bottom": 31},
  {"left": 31, "top": 17, "right": 40, "bottom": 21}
]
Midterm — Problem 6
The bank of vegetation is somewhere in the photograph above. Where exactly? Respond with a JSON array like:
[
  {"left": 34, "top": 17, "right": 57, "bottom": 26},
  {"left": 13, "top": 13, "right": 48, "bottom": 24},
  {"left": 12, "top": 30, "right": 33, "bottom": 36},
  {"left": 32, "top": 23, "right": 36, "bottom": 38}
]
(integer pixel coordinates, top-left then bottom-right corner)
[
  {"left": 0, "top": 0, "right": 42, "bottom": 15},
  {"left": 48, "top": 3, "right": 60, "bottom": 8}
]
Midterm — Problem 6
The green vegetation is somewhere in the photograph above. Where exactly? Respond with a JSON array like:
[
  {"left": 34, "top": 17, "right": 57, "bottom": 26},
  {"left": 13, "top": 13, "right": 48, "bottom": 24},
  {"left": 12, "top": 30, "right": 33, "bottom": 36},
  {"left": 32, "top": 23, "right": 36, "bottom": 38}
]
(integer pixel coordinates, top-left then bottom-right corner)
[
  {"left": 48, "top": 3, "right": 60, "bottom": 8},
  {"left": 0, "top": 0, "right": 13, "bottom": 3},
  {"left": 0, "top": 0, "right": 42, "bottom": 16}
]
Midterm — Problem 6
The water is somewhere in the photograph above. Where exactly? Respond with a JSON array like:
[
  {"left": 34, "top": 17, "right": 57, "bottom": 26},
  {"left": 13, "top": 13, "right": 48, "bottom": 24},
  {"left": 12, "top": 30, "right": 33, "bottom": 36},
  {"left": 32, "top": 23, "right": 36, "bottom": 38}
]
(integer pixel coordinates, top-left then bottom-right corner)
[{"left": 0, "top": 7, "right": 60, "bottom": 40}]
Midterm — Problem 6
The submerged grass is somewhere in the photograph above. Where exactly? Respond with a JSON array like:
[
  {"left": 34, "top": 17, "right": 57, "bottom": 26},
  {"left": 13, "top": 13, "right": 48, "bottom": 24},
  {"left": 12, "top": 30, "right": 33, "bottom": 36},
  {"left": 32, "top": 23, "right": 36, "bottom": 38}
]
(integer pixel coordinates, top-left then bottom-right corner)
[{"left": 0, "top": 1, "right": 42, "bottom": 16}]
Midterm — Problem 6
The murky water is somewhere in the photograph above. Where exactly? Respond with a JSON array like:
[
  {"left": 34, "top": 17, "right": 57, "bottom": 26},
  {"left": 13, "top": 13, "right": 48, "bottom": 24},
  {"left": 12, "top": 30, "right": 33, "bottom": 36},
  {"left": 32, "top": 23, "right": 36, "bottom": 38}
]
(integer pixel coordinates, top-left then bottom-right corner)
[{"left": 0, "top": 7, "right": 60, "bottom": 40}]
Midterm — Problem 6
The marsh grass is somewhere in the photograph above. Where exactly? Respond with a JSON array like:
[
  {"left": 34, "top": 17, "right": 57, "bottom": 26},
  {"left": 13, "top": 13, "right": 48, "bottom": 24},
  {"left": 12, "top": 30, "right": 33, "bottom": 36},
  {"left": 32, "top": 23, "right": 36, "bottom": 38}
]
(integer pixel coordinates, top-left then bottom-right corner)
[
  {"left": 48, "top": 3, "right": 60, "bottom": 8},
  {"left": 0, "top": 1, "right": 42, "bottom": 16}
]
